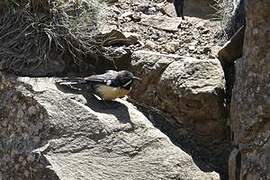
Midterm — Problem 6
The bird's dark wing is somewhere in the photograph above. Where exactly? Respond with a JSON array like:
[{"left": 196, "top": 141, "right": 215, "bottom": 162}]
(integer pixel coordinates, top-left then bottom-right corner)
[
  {"left": 83, "top": 70, "right": 118, "bottom": 85},
  {"left": 57, "top": 77, "right": 87, "bottom": 85},
  {"left": 56, "top": 77, "right": 88, "bottom": 91}
]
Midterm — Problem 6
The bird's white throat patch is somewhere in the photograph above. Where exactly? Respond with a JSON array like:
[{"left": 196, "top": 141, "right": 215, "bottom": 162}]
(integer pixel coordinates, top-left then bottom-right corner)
[{"left": 106, "top": 80, "right": 112, "bottom": 86}]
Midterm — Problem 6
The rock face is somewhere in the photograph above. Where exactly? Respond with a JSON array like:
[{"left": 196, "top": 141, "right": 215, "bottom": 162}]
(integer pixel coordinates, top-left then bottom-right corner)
[
  {"left": 130, "top": 50, "right": 231, "bottom": 177},
  {"left": 182, "top": 0, "right": 217, "bottom": 19},
  {"left": 0, "top": 73, "right": 219, "bottom": 180},
  {"left": 0, "top": 74, "right": 58, "bottom": 180},
  {"left": 166, "top": 0, "right": 217, "bottom": 19},
  {"left": 230, "top": 1, "right": 270, "bottom": 180}
]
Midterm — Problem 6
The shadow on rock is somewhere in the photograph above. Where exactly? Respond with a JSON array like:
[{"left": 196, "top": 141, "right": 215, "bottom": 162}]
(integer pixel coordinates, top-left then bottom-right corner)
[
  {"left": 133, "top": 103, "right": 227, "bottom": 180},
  {"left": 85, "top": 95, "right": 133, "bottom": 126}
]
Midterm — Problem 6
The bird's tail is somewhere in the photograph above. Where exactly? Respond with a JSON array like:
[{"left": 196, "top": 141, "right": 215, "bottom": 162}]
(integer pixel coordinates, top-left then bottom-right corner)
[
  {"left": 57, "top": 77, "right": 86, "bottom": 85},
  {"left": 56, "top": 77, "right": 88, "bottom": 91}
]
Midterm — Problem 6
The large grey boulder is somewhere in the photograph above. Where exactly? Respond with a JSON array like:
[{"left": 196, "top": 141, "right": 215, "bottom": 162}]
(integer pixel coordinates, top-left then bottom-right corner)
[
  {"left": 230, "top": 0, "right": 270, "bottom": 179},
  {"left": 0, "top": 73, "right": 219, "bottom": 180},
  {"left": 130, "top": 50, "right": 231, "bottom": 177}
]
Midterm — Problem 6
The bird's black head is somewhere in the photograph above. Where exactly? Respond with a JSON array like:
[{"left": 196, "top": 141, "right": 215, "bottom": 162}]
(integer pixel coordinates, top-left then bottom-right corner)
[{"left": 116, "top": 70, "right": 141, "bottom": 89}]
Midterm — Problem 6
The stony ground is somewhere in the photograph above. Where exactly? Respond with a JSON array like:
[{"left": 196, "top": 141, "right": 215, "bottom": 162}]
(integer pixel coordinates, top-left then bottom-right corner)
[{"left": 98, "top": 0, "right": 222, "bottom": 59}]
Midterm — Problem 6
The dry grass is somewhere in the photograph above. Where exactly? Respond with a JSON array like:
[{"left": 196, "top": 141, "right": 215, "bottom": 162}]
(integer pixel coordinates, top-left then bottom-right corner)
[
  {"left": 210, "top": 0, "right": 235, "bottom": 42},
  {"left": 0, "top": 0, "right": 108, "bottom": 76},
  {"left": 30, "top": 0, "right": 50, "bottom": 12}
]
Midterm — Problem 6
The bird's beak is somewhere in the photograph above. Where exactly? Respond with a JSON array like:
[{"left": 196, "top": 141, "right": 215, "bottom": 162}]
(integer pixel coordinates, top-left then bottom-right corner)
[{"left": 132, "top": 76, "right": 141, "bottom": 81}]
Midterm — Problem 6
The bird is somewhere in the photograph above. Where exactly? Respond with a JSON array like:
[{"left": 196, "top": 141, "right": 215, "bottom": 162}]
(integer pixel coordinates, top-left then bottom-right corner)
[{"left": 57, "top": 70, "right": 141, "bottom": 101}]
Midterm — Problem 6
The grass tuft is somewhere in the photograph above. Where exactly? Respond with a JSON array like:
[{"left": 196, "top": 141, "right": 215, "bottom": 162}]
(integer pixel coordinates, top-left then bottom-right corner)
[{"left": 0, "top": 0, "right": 108, "bottom": 76}]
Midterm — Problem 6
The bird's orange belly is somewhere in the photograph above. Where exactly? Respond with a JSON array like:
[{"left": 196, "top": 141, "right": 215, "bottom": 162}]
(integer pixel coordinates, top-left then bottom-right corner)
[{"left": 95, "top": 85, "right": 131, "bottom": 100}]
